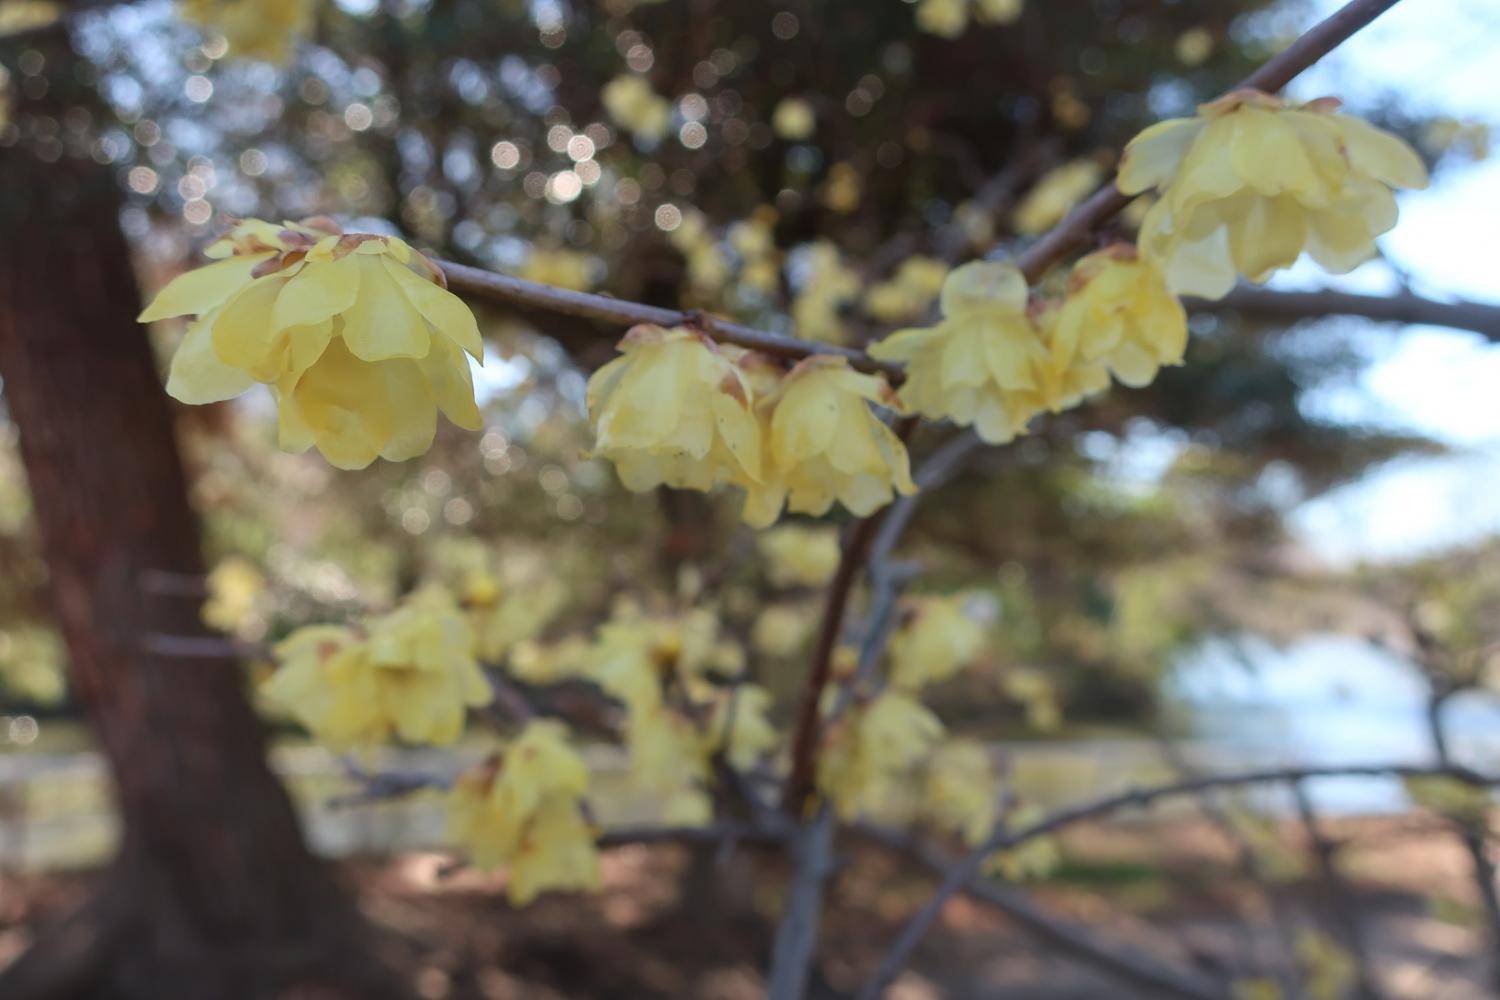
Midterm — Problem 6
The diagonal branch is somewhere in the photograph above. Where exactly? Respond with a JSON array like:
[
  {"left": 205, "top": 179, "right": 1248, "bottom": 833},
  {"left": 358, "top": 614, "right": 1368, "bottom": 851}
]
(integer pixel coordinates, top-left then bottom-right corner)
[
  {"left": 1013, "top": 0, "right": 1404, "bottom": 283},
  {"left": 1193, "top": 286, "right": 1500, "bottom": 341},
  {"left": 860, "top": 760, "right": 1498, "bottom": 997},
  {"left": 858, "top": 825, "right": 1230, "bottom": 1000},
  {"left": 435, "top": 2, "right": 1408, "bottom": 372}
]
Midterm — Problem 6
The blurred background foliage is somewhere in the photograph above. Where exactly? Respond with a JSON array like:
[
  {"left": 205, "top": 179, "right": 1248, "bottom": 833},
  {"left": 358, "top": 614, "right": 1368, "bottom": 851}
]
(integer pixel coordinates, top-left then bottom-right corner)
[{"left": 0, "top": 0, "right": 1495, "bottom": 748}]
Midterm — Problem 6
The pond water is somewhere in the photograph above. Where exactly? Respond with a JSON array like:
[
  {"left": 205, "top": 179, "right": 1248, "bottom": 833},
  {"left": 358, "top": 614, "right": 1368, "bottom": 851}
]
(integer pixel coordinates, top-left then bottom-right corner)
[{"left": 1166, "top": 632, "right": 1500, "bottom": 814}]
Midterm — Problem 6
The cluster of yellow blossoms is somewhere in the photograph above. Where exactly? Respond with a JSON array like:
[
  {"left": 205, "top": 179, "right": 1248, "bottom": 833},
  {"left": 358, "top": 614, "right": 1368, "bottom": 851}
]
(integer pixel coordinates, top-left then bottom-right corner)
[
  {"left": 141, "top": 218, "right": 482, "bottom": 470},
  {"left": 263, "top": 587, "right": 489, "bottom": 749},
  {"left": 446, "top": 720, "right": 601, "bottom": 905},
  {"left": 1120, "top": 89, "right": 1428, "bottom": 298},
  {"left": 577, "top": 603, "right": 775, "bottom": 824},
  {"left": 586, "top": 325, "right": 916, "bottom": 527}
]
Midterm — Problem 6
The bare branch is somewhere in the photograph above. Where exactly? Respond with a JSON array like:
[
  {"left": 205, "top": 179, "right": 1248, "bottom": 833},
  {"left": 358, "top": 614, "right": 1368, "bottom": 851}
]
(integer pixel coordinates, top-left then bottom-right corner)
[
  {"left": 860, "top": 761, "right": 1498, "bottom": 997},
  {"left": 439, "top": 260, "right": 902, "bottom": 378},
  {"left": 1013, "top": 0, "right": 1406, "bottom": 283},
  {"left": 780, "top": 508, "right": 893, "bottom": 814},
  {"left": 858, "top": 824, "right": 1230, "bottom": 1000},
  {"left": 1290, "top": 781, "right": 1387, "bottom": 1000},
  {"left": 1193, "top": 287, "right": 1500, "bottom": 341},
  {"left": 766, "top": 808, "right": 838, "bottom": 1000}
]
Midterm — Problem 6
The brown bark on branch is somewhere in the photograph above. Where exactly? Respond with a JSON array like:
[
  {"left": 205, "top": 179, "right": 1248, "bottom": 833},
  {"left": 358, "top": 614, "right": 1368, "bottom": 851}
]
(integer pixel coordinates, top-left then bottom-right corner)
[{"left": 1194, "top": 286, "right": 1500, "bottom": 341}]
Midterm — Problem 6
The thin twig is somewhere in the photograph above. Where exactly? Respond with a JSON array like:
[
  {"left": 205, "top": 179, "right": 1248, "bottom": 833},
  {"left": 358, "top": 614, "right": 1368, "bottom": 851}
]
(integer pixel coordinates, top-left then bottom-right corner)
[
  {"left": 859, "top": 825, "right": 1230, "bottom": 1000},
  {"left": 439, "top": 260, "right": 900, "bottom": 377},
  {"left": 780, "top": 511, "right": 890, "bottom": 815},
  {"left": 1290, "top": 780, "right": 1386, "bottom": 1000},
  {"left": 1424, "top": 688, "right": 1500, "bottom": 991},
  {"left": 766, "top": 806, "right": 838, "bottom": 1000},
  {"left": 1012, "top": 0, "right": 1405, "bottom": 284},
  {"left": 1193, "top": 287, "right": 1500, "bottom": 342},
  {"left": 859, "top": 761, "right": 1498, "bottom": 998}
]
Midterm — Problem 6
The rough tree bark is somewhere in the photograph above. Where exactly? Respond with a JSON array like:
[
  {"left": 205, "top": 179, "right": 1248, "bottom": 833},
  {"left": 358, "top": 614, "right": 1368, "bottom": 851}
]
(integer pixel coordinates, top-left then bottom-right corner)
[{"left": 0, "top": 29, "right": 405, "bottom": 1000}]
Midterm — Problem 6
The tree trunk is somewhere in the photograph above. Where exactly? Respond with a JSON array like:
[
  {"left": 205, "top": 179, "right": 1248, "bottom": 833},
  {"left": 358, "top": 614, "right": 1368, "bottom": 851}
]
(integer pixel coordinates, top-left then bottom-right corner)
[{"left": 0, "top": 29, "right": 402, "bottom": 1000}]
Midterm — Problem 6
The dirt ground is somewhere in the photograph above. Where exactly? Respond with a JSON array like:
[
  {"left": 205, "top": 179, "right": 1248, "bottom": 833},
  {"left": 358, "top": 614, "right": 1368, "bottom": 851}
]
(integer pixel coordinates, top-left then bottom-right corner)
[{"left": 0, "top": 815, "right": 1493, "bottom": 999}]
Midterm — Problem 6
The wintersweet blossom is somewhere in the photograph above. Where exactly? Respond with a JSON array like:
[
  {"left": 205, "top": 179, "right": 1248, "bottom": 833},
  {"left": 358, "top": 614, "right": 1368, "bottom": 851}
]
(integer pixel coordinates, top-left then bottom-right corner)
[
  {"left": 446, "top": 721, "right": 601, "bottom": 904},
  {"left": 262, "top": 588, "right": 490, "bottom": 748},
  {"left": 817, "top": 690, "right": 945, "bottom": 822},
  {"left": 1119, "top": 89, "right": 1428, "bottom": 298},
  {"left": 1054, "top": 245, "right": 1188, "bottom": 388},
  {"left": 757, "top": 524, "right": 841, "bottom": 588},
  {"left": 887, "top": 594, "right": 989, "bottom": 690},
  {"left": 586, "top": 325, "right": 762, "bottom": 495},
  {"left": 870, "top": 261, "right": 1108, "bottom": 444},
  {"left": 924, "top": 740, "right": 999, "bottom": 845},
  {"left": 624, "top": 706, "right": 715, "bottom": 825},
  {"left": 141, "top": 217, "right": 483, "bottom": 469},
  {"left": 740, "top": 356, "right": 917, "bottom": 528},
  {"left": 1013, "top": 159, "right": 1104, "bottom": 235},
  {"left": 863, "top": 256, "right": 949, "bottom": 324}
]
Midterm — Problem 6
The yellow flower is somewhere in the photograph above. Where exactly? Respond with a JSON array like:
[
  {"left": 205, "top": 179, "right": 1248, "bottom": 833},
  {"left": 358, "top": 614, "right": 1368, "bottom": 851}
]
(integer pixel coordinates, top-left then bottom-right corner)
[
  {"left": 740, "top": 356, "right": 916, "bottom": 529},
  {"left": 703, "top": 685, "right": 779, "bottom": 771},
  {"left": 870, "top": 261, "right": 1108, "bottom": 444},
  {"left": 507, "top": 635, "right": 590, "bottom": 686},
  {"left": 519, "top": 248, "right": 595, "bottom": 291},
  {"left": 1054, "top": 245, "right": 1187, "bottom": 388},
  {"left": 179, "top": 0, "right": 315, "bottom": 64},
  {"left": 887, "top": 594, "right": 989, "bottom": 690},
  {"left": 1013, "top": 159, "right": 1104, "bottom": 235},
  {"left": 864, "top": 257, "right": 949, "bottom": 324},
  {"left": 751, "top": 603, "right": 818, "bottom": 657},
  {"left": 141, "top": 218, "right": 483, "bottom": 470},
  {"left": 625, "top": 705, "right": 714, "bottom": 825},
  {"left": 772, "top": 97, "right": 816, "bottom": 141},
  {"left": 915, "top": 0, "right": 967, "bottom": 37},
  {"left": 261, "top": 625, "right": 387, "bottom": 748},
  {"left": 976, "top": 0, "right": 1022, "bottom": 24},
  {"left": 462, "top": 571, "right": 568, "bottom": 663},
  {"left": 263, "top": 589, "right": 491, "bottom": 748},
  {"left": 446, "top": 721, "right": 601, "bottom": 904},
  {"left": 819, "top": 162, "right": 863, "bottom": 214},
  {"left": 587, "top": 325, "right": 762, "bottom": 495},
  {"left": 1118, "top": 89, "right": 1428, "bottom": 299},
  {"left": 818, "top": 690, "right": 945, "bottom": 822},
  {"left": 924, "top": 740, "right": 998, "bottom": 845},
  {"left": 582, "top": 607, "right": 727, "bottom": 714},
  {"left": 757, "top": 524, "right": 841, "bottom": 588},
  {"left": 791, "top": 241, "right": 862, "bottom": 344},
  {"left": 201, "top": 556, "right": 267, "bottom": 634},
  {"left": 601, "top": 75, "right": 671, "bottom": 142}
]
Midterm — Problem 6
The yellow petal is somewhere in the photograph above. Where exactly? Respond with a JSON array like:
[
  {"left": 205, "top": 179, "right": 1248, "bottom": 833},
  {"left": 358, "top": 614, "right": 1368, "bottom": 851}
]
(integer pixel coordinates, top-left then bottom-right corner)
[
  {"left": 1331, "top": 115, "right": 1428, "bottom": 190},
  {"left": 165, "top": 312, "right": 256, "bottom": 404},
  {"left": 384, "top": 258, "right": 484, "bottom": 359},
  {"left": 211, "top": 275, "right": 292, "bottom": 371},
  {"left": 1118, "top": 118, "right": 1203, "bottom": 195},
  {"left": 342, "top": 255, "right": 432, "bottom": 361},
  {"left": 271, "top": 257, "right": 360, "bottom": 334},
  {"left": 138, "top": 253, "right": 274, "bottom": 322}
]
